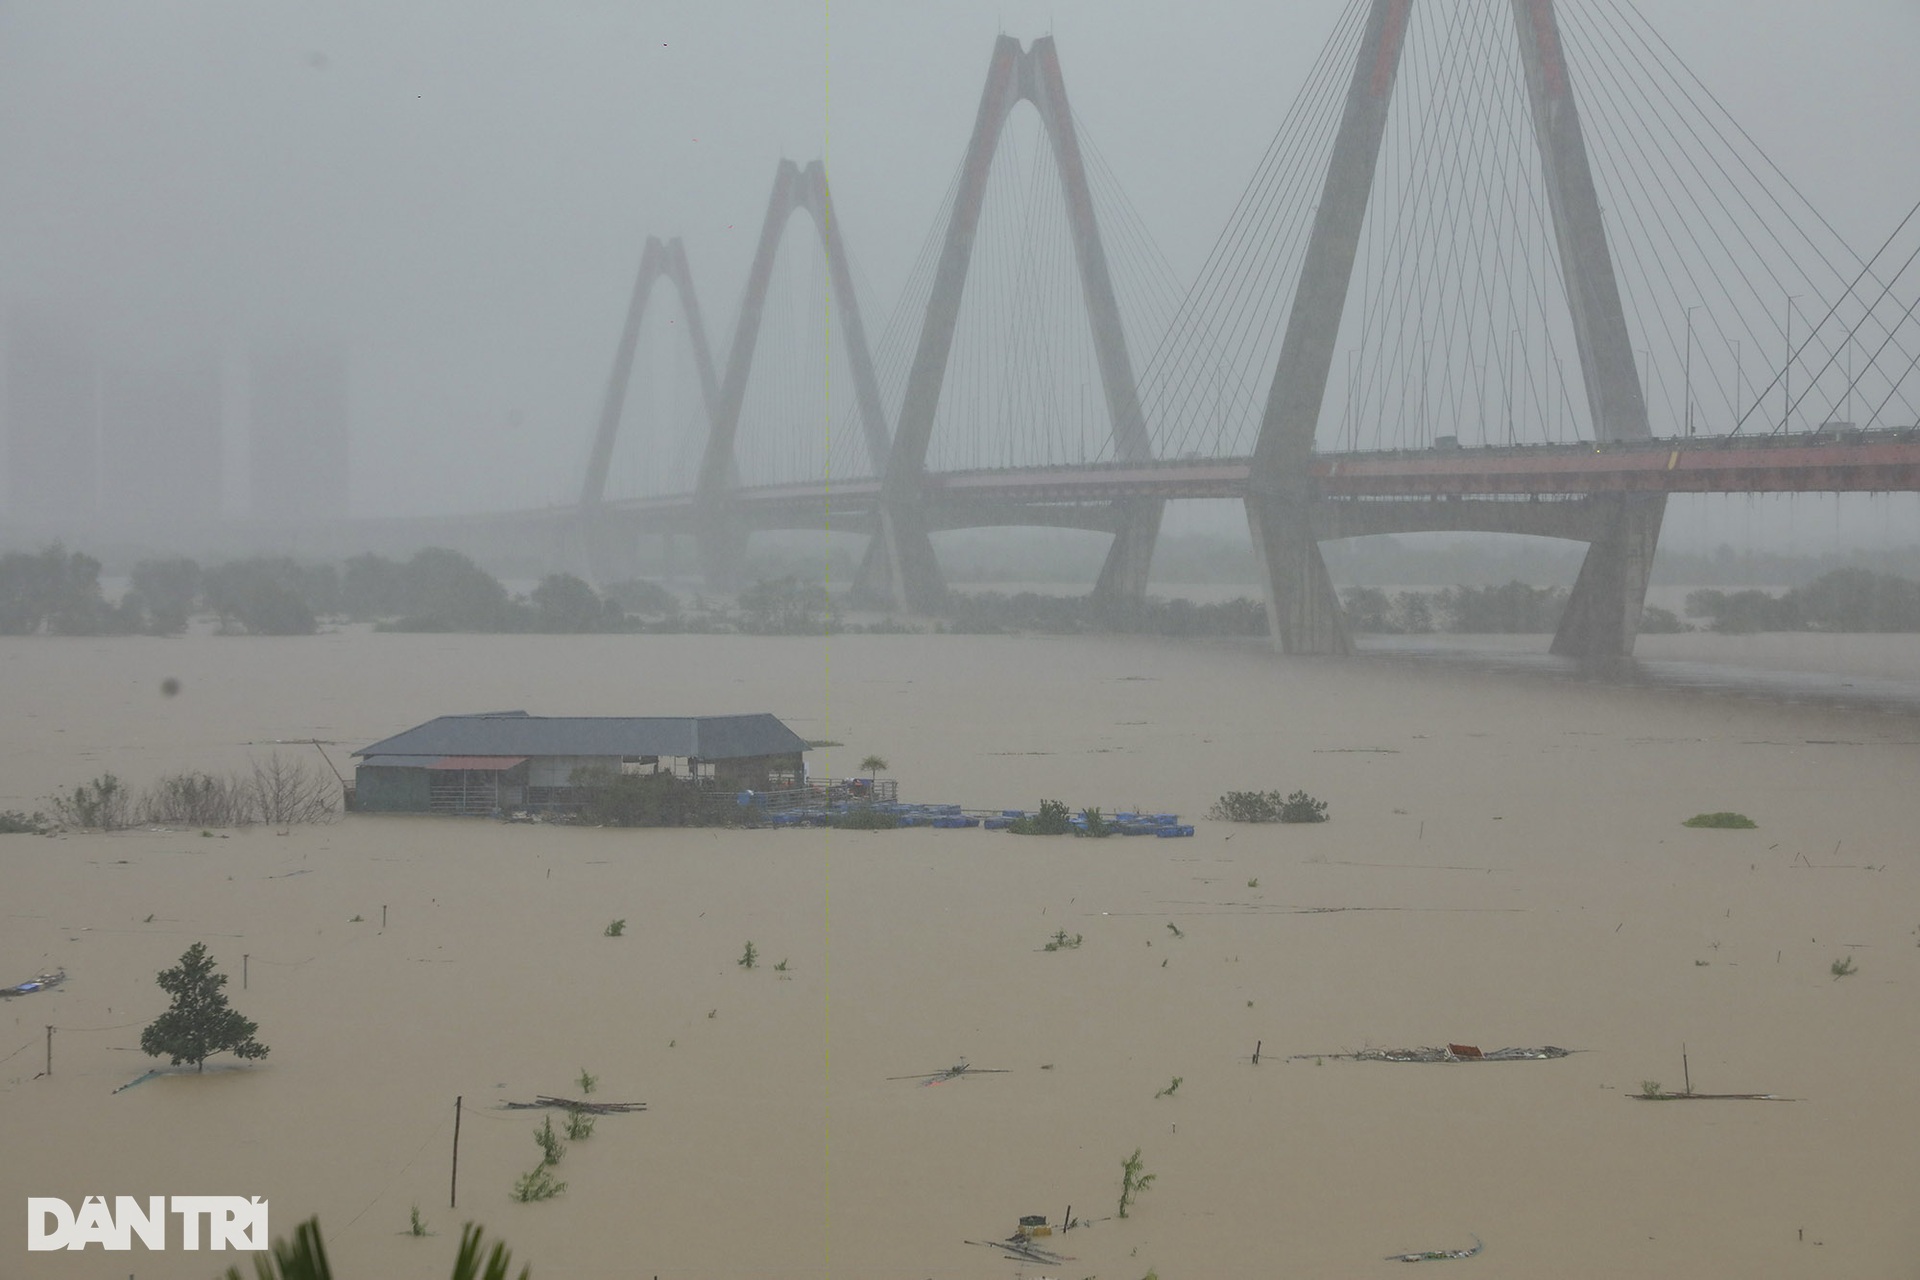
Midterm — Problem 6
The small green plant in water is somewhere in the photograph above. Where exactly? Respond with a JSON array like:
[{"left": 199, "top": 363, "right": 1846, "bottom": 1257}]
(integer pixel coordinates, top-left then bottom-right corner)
[
  {"left": 512, "top": 1164, "right": 566, "bottom": 1202},
  {"left": 1682, "top": 812, "right": 1757, "bottom": 829},
  {"left": 604, "top": 918, "right": 626, "bottom": 937},
  {"left": 739, "top": 940, "right": 758, "bottom": 970},
  {"left": 831, "top": 806, "right": 899, "bottom": 829},
  {"left": 1247, "top": 877, "right": 1259, "bottom": 888},
  {"left": 1831, "top": 955, "right": 1858, "bottom": 978},
  {"left": 1639, "top": 1080, "right": 1665, "bottom": 1099},
  {"left": 1118, "top": 1147, "right": 1155, "bottom": 1219},
  {"left": 1043, "top": 929, "right": 1083, "bottom": 952},
  {"left": 1079, "top": 807, "right": 1113, "bottom": 838},
  {"left": 773, "top": 958, "right": 788, "bottom": 971},
  {"left": 576, "top": 1067, "right": 598, "bottom": 1095},
  {"left": 534, "top": 1115, "right": 565, "bottom": 1166},
  {"left": 1155, "top": 1075, "right": 1183, "bottom": 1099},
  {"left": 1008, "top": 799, "right": 1074, "bottom": 836},
  {"left": 349, "top": 914, "right": 363, "bottom": 923},
  {"left": 564, "top": 1108, "right": 596, "bottom": 1141},
  {"left": 407, "top": 1204, "right": 428, "bottom": 1237}
]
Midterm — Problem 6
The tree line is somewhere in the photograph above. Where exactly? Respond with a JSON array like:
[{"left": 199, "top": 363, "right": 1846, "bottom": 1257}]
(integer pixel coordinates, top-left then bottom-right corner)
[{"left": 0, "top": 544, "right": 682, "bottom": 637}]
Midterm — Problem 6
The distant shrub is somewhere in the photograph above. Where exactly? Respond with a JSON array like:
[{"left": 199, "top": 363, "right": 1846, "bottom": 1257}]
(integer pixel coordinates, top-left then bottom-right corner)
[
  {"left": 1008, "top": 799, "right": 1074, "bottom": 836},
  {"left": 1638, "top": 605, "right": 1688, "bottom": 634},
  {"left": 138, "top": 772, "right": 248, "bottom": 827},
  {"left": 45, "top": 774, "right": 132, "bottom": 831},
  {"left": 831, "top": 807, "right": 899, "bottom": 829},
  {"left": 603, "top": 577, "right": 680, "bottom": 616},
  {"left": 1209, "top": 790, "right": 1285, "bottom": 823},
  {"left": 570, "top": 766, "right": 703, "bottom": 827},
  {"left": 1278, "top": 791, "right": 1329, "bottom": 824},
  {"left": 0, "top": 810, "right": 49, "bottom": 835},
  {"left": 1682, "top": 812, "right": 1756, "bottom": 829}
]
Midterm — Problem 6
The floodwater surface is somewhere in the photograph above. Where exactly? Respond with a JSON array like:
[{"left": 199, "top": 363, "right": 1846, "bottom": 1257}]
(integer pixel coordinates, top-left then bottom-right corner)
[{"left": 3, "top": 628, "right": 1917, "bottom": 1278}]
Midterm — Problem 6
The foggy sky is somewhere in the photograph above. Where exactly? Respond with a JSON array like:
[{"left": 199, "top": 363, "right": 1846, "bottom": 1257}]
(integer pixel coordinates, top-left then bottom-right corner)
[{"left": 2, "top": 0, "right": 1917, "bottom": 548}]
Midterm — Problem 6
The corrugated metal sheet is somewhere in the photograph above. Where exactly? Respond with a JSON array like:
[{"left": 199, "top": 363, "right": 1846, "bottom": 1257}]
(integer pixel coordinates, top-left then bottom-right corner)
[
  {"left": 354, "top": 713, "right": 808, "bottom": 762},
  {"left": 358, "top": 755, "right": 431, "bottom": 769},
  {"left": 427, "top": 756, "right": 528, "bottom": 772}
]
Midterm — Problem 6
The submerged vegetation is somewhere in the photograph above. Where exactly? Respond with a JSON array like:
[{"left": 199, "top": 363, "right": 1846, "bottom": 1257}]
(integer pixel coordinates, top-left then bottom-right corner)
[
  {"left": 1209, "top": 789, "right": 1329, "bottom": 824},
  {"left": 1007, "top": 799, "right": 1075, "bottom": 836},
  {"left": 44, "top": 756, "right": 340, "bottom": 831},
  {"left": 1682, "top": 812, "right": 1757, "bottom": 829}
]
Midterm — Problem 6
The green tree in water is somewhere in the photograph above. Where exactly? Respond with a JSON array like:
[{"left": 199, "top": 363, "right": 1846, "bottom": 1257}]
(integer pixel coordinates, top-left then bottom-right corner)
[{"left": 140, "top": 943, "right": 269, "bottom": 1071}]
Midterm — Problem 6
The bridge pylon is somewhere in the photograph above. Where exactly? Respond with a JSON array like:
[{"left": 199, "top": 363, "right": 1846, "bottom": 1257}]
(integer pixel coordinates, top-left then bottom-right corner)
[
  {"left": 578, "top": 236, "right": 720, "bottom": 586},
  {"left": 1249, "top": 0, "right": 1660, "bottom": 659},
  {"left": 699, "top": 159, "right": 891, "bottom": 589},
  {"left": 871, "top": 34, "right": 1161, "bottom": 613},
  {"left": 1513, "top": 0, "right": 1661, "bottom": 658}
]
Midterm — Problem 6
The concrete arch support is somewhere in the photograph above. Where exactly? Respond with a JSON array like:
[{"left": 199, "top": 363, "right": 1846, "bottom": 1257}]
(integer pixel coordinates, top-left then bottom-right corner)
[
  {"left": 696, "top": 159, "right": 893, "bottom": 587},
  {"left": 578, "top": 236, "right": 721, "bottom": 583},
  {"left": 870, "top": 35, "right": 1159, "bottom": 612},
  {"left": 1246, "top": 0, "right": 1412, "bottom": 654},
  {"left": 1513, "top": 0, "right": 1664, "bottom": 659}
]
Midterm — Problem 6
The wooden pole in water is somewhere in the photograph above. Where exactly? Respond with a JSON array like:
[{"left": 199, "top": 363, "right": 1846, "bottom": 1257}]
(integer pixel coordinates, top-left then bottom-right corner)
[
  {"left": 382, "top": 904, "right": 388, "bottom": 929},
  {"left": 242, "top": 954, "right": 249, "bottom": 989},
  {"left": 1682, "top": 1044, "right": 1691, "bottom": 1096},
  {"left": 1253, "top": 1039, "right": 1261, "bottom": 1065},
  {"left": 45, "top": 1025, "right": 52, "bottom": 1077},
  {"left": 1062, "top": 1204, "right": 1071, "bottom": 1233},
  {"left": 451, "top": 1096, "right": 463, "bottom": 1208}
]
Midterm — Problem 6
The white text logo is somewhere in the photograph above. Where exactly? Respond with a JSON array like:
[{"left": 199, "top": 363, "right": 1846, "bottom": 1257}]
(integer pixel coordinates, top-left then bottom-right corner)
[{"left": 27, "top": 1196, "right": 268, "bottom": 1251}]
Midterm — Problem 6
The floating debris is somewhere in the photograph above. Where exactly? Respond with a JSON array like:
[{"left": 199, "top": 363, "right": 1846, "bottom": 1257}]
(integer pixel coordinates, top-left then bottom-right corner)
[
  {"left": 965, "top": 1234, "right": 1073, "bottom": 1265},
  {"left": 886, "top": 1061, "right": 1011, "bottom": 1086},
  {"left": 1389, "top": 1234, "right": 1483, "bottom": 1262},
  {"left": 1290, "top": 1045, "right": 1570, "bottom": 1064},
  {"left": 500, "top": 1095, "right": 645, "bottom": 1114},
  {"left": 1631, "top": 1091, "right": 1792, "bottom": 1102},
  {"left": 1, "top": 968, "right": 65, "bottom": 998}
]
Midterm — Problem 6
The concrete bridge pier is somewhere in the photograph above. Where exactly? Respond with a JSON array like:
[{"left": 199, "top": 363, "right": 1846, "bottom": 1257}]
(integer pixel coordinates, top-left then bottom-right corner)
[
  {"left": 576, "top": 511, "right": 645, "bottom": 587},
  {"left": 1091, "top": 499, "right": 1163, "bottom": 605},
  {"left": 853, "top": 502, "right": 947, "bottom": 613},
  {"left": 1551, "top": 492, "right": 1665, "bottom": 662},
  {"left": 1246, "top": 491, "right": 1352, "bottom": 655},
  {"left": 695, "top": 505, "right": 750, "bottom": 592}
]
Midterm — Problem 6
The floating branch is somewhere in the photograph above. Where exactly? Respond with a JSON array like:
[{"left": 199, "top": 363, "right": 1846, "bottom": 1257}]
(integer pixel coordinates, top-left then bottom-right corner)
[
  {"left": 887, "top": 1062, "right": 1011, "bottom": 1086},
  {"left": 1288, "top": 1044, "right": 1570, "bottom": 1064},
  {"left": 1388, "top": 1234, "right": 1483, "bottom": 1262},
  {"left": 501, "top": 1095, "right": 646, "bottom": 1114}
]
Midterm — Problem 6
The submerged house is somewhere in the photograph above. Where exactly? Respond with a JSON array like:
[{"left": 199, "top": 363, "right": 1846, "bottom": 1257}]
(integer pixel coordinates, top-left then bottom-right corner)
[{"left": 351, "top": 711, "right": 809, "bottom": 816}]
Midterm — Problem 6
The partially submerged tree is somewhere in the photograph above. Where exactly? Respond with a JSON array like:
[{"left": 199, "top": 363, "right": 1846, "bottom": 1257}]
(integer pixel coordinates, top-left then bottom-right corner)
[{"left": 140, "top": 942, "right": 269, "bottom": 1071}]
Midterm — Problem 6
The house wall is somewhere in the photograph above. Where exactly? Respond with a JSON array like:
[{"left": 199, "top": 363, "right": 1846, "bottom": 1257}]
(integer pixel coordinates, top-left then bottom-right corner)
[
  {"left": 712, "top": 753, "right": 804, "bottom": 790},
  {"left": 354, "top": 765, "right": 431, "bottom": 812},
  {"left": 529, "top": 756, "right": 622, "bottom": 788}
]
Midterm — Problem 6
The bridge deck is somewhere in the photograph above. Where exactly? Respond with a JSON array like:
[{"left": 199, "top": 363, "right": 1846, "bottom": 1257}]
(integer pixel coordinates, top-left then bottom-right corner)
[{"left": 595, "top": 430, "right": 1920, "bottom": 522}]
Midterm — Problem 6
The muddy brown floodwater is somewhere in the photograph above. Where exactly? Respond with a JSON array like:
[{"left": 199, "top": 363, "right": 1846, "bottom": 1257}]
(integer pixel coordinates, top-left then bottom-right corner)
[{"left": 3, "top": 628, "right": 1918, "bottom": 1278}]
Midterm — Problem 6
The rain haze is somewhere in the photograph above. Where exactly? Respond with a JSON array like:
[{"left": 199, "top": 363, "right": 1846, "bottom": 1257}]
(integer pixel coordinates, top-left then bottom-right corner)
[
  {"left": 7, "top": 4, "right": 1920, "bottom": 1279},
  {"left": 2, "top": 1, "right": 1917, "bottom": 531}
]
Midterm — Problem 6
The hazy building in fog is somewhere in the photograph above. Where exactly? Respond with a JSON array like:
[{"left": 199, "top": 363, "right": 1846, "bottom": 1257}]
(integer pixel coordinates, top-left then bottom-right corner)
[
  {"left": 5, "top": 309, "right": 97, "bottom": 525},
  {"left": 99, "top": 360, "right": 223, "bottom": 525},
  {"left": 250, "top": 341, "right": 348, "bottom": 520}
]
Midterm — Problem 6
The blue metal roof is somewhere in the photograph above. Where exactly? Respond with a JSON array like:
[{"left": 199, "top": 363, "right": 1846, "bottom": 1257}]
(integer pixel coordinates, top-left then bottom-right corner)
[{"left": 354, "top": 712, "right": 808, "bottom": 762}]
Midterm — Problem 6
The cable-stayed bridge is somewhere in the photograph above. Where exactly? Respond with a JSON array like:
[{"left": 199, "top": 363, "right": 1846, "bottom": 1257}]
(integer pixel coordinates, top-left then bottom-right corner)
[{"left": 471, "top": 0, "right": 1920, "bottom": 660}]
